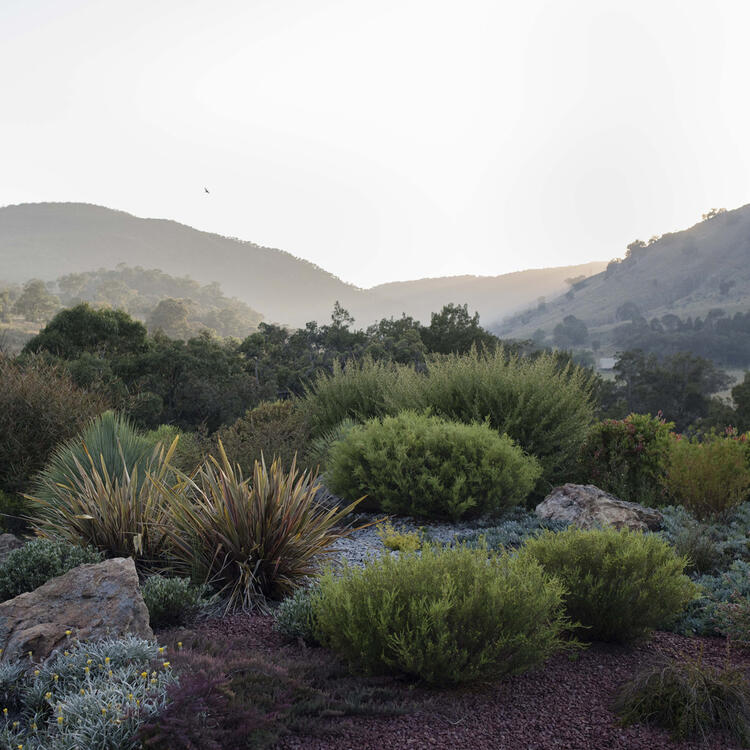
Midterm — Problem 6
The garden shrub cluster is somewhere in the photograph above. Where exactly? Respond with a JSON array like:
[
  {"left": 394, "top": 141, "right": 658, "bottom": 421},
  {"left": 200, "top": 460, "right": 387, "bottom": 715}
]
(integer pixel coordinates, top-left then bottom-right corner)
[
  {"left": 273, "top": 586, "right": 320, "bottom": 645},
  {"left": 305, "top": 349, "right": 597, "bottom": 489},
  {"left": 0, "top": 635, "right": 175, "bottom": 750},
  {"left": 0, "top": 538, "right": 102, "bottom": 602},
  {"left": 327, "top": 411, "right": 541, "bottom": 520},
  {"left": 522, "top": 527, "right": 697, "bottom": 643},
  {"left": 312, "top": 543, "right": 572, "bottom": 685},
  {"left": 578, "top": 413, "right": 673, "bottom": 506},
  {"left": 615, "top": 656, "right": 750, "bottom": 745}
]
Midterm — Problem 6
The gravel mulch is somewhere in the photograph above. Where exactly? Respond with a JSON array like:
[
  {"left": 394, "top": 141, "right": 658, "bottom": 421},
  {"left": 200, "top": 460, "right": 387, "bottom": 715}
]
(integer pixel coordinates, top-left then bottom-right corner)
[{"left": 186, "top": 614, "right": 750, "bottom": 750}]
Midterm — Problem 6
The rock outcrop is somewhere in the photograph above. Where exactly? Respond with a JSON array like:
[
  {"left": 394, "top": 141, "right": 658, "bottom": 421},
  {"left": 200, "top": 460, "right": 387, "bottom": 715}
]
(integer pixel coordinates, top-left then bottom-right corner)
[
  {"left": 536, "top": 484, "right": 663, "bottom": 532},
  {"left": 0, "top": 557, "right": 152, "bottom": 662}
]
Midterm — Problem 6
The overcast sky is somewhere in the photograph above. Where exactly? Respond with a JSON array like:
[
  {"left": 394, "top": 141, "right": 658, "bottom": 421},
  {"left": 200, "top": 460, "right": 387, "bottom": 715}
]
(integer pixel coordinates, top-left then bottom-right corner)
[{"left": 2, "top": 0, "right": 749, "bottom": 287}]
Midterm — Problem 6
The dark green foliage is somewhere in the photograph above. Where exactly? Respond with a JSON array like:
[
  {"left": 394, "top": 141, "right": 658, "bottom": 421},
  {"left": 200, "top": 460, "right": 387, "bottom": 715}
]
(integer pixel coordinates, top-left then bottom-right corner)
[
  {"left": 216, "top": 400, "right": 311, "bottom": 475},
  {"left": 305, "top": 417, "right": 358, "bottom": 475},
  {"left": 312, "top": 544, "right": 571, "bottom": 685},
  {"left": 522, "top": 527, "right": 697, "bottom": 643},
  {"left": 23, "top": 303, "right": 148, "bottom": 358},
  {"left": 733, "top": 372, "right": 750, "bottom": 432},
  {"left": 141, "top": 575, "right": 212, "bottom": 629},
  {"left": 273, "top": 587, "right": 320, "bottom": 645},
  {"left": 0, "top": 355, "right": 106, "bottom": 494},
  {"left": 578, "top": 413, "right": 673, "bottom": 506},
  {"left": 615, "top": 656, "right": 750, "bottom": 746},
  {"left": 419, "top": 302, "right": 498, "bottom": 355},
  {"left": 327, "top": 411, "right": 541, "bottom": 520},
  {"left": 553, "top": 314, "right": 588, "bottom": 348},
  {"left": 306, "top": 348, "right": 596, "bottom": 489},
  {"left": 611, "top": 351, "right": 731, "bottom": 431},
  {"left": 0, "top": 538, "right": 102, "bottom": 602},
  {"left": 0, "top": 490, "right": 32, "bottom": 535}
]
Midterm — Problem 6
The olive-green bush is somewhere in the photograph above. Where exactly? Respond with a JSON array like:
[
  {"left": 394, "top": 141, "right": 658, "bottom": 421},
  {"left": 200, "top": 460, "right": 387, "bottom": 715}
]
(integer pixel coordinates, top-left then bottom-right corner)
[
  {"left": 326, "top": 411, "right": 541, "bottom": 520},
  {"left": 305, "top": 349, "right": 596, "bottom": 489},
  {"left": 522, "top": 527, "right": 697, "bottom": 643},
  {"left": 141, "top": 575, "right": 212, "bottom": 629},
  {"left": 312, "top": 544, "right": 571, "bottom": 685},
  {"left": 665, "top": 435, "right": 750, "bottom": 519},
  {"left": 215, "top": 400, "right": 311, "bottom": 475}
]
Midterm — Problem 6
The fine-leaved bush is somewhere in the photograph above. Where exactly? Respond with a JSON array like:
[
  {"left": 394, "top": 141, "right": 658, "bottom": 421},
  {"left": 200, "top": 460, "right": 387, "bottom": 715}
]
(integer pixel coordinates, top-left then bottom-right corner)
[
  {"left": 141, "top": 575, "right": 212, "bottom": 629},
  {"left": 326, "top": 411, "right": 541, "bottom": 520},
  {"left": 522, "top": 527, "right": 697, "bottom": 643},
  {"left": 312, "top": 543, "right": 571, "bottom": 685}
]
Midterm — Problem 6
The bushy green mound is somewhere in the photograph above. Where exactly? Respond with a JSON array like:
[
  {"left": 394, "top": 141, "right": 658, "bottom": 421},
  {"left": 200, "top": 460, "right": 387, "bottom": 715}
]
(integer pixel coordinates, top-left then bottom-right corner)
[
  {"left": 273, "top": 586, "right": 320, "bottom": 645},
  {"left": 305, "top": 349, "right": 596, "bottom": 489},
  {"left": 141, "top": 575, "right": 212, "bottom": 629},
  {"left": 326, "top": 411, "right": 540, "bottom": 520},
  {"left": 522, "top": 527, "right": 697, "bottom": 643},
  {"left": 0, "top": 538, "right": 102, "bottom": 602},
  {"left": 312, "top": 544, "right": 571, "bottom": 685},
  {"left": 615, "top": 657, "right": 750, "bottom": 745},
  {"left": 578, "top": 413, "right": 673, "bottom": 506}
]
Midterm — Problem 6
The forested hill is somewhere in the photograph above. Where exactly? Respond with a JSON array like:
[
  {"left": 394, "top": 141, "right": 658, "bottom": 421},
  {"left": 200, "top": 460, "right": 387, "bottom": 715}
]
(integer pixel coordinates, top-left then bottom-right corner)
[
  {"left": 499, "top": 204, "right": 750, "bottom": 343},
  {"left": 0, "top": 202, "right": 605, "bottom": 327}
]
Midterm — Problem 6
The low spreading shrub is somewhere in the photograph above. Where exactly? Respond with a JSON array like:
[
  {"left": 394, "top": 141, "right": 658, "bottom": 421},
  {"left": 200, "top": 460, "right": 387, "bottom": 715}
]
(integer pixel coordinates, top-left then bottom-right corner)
[
  {"left": 578, "top": 413, "right": 673, "bottom": 506},
  {"left": 0, "top": 635, "right": 176, "bottom": 750},
  {"left": 0, "top": 538, "right": 102, "bottom": 602},
  {"left": 312, "top": 543, "right": 571, "bottom": 685},
  {"left": 215, "top": 400, "right": 311, "bottom": 475},
  {"left": 674, "top": 561, "right": 750, "bottom": 636},
  {"left": 665, "top": 435, "right": 750, "bottom": 519},
  {"left": 273, "top": 587, "right": 320, "bottom": 645},
  {"left": 305, "top": 349, "right": 596, "bottom": 489},
  {"left": 27, "top": 438, "right": 178, "bottom": 569},
  {"left": 327, "top": 411, "right": 541, "bottom": 520},
  {"left": 141, "top": 575, "right": 212, "bottom": 629},
  {"left": 0, "top": 355, "right": 105, "bottom": 495},
  {"left": 156, "top": 446, "right": 362, "bottom": 612},
  {"left": 522, "top": 527, "right": 697, "bottom": 643},
  {"left": 615, "top": 656, "right": 750, "bottom": 745},
  {"left": 456, "top": 507, "right": 569, "bottom": 550},
  {"left": 376, "top": 520, "right": 422, "bottom": 552}
]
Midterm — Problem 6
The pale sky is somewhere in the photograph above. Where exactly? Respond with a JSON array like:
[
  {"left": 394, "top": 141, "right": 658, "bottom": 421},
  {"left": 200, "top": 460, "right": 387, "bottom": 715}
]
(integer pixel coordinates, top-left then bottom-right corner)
[{"left": 2, "top": 0, "right": 749, "bottom": 287}]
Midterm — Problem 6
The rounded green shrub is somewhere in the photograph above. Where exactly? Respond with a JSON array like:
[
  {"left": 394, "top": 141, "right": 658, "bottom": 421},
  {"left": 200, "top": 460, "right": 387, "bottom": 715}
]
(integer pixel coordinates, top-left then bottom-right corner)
[
  {"left": 312, "top": 544, "right": 571, "bottom": 685},
  {"left": 141, "top": 575, "right": 211, "bottom": 629},
  {"left": 326, "top": 411, "right": 541, "bottom": 520},
  {"left": 578, "top": 413, "right": 673, "bottom": 506},
  {"left": 0, "top": 538, "right": 102, "bottom": 602},
  {"left": 273, "top": 586, "right": 320, "bottom": 645},
  {"left": 305, "top": 349, "right": 596, "bottom": 489},
  {"left": 522, "top": 527, "right": 698, "bottom": 643}
]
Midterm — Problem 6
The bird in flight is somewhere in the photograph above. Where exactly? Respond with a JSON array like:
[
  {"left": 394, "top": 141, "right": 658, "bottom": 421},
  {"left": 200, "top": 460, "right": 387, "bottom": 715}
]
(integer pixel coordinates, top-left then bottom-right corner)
[{"left": 204, "top": 187, "right": 210, "bottom": 194}]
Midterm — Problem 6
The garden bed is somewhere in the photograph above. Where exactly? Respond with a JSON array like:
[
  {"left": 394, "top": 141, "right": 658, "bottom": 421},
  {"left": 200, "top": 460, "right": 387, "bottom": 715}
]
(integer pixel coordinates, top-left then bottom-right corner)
[{"left": 166, "top": 614, "right": 750, "bottom": 750}]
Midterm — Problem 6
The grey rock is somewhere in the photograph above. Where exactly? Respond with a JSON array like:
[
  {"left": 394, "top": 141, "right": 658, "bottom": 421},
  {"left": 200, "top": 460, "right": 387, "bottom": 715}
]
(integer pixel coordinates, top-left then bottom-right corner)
[
  {"left": 0, "top": 557, "right": 152, "bottom": 662},
  {"left": 536, "top": 483, "right": 663, "bottom": 532}
]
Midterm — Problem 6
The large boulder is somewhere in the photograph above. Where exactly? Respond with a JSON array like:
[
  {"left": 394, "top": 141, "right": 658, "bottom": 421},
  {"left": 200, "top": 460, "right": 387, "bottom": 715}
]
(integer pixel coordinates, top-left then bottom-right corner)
[
  {"left": 0, "top": 534, "right": 25, "bottom": 563},
  {"left": 536, "top": 484, "right": 663, "bottom": 532},
  {"left": 0, "top": 557, "right": 152, "bottom": 662}
]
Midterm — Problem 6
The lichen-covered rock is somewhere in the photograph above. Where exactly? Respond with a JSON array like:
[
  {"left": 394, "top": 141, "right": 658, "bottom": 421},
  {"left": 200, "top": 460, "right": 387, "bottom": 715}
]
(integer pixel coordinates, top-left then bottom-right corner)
[
  {"left": 536, "top": 484, "right": 663, "bottom": 532},
  {"left": 0, "top": 557, "right": 152, "bottom": 662},
  {"left": 0, "top": 534, "right": 25, "bottom": 562}
]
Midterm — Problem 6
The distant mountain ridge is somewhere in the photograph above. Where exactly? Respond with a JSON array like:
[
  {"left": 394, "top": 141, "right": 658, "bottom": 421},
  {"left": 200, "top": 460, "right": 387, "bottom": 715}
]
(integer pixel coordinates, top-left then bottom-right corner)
[
  {"left": 498, "top": 203, "right": 750, "bottom": 344},
  {"left": 0, "top": 202, "right": 606, "bottom": 327}
]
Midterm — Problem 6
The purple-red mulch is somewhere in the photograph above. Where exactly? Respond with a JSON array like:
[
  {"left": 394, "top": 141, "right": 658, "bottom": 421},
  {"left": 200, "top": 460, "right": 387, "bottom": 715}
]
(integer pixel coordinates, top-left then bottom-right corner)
[{"left": 188, "top": 614, "right": 750, "bottom": 750}]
